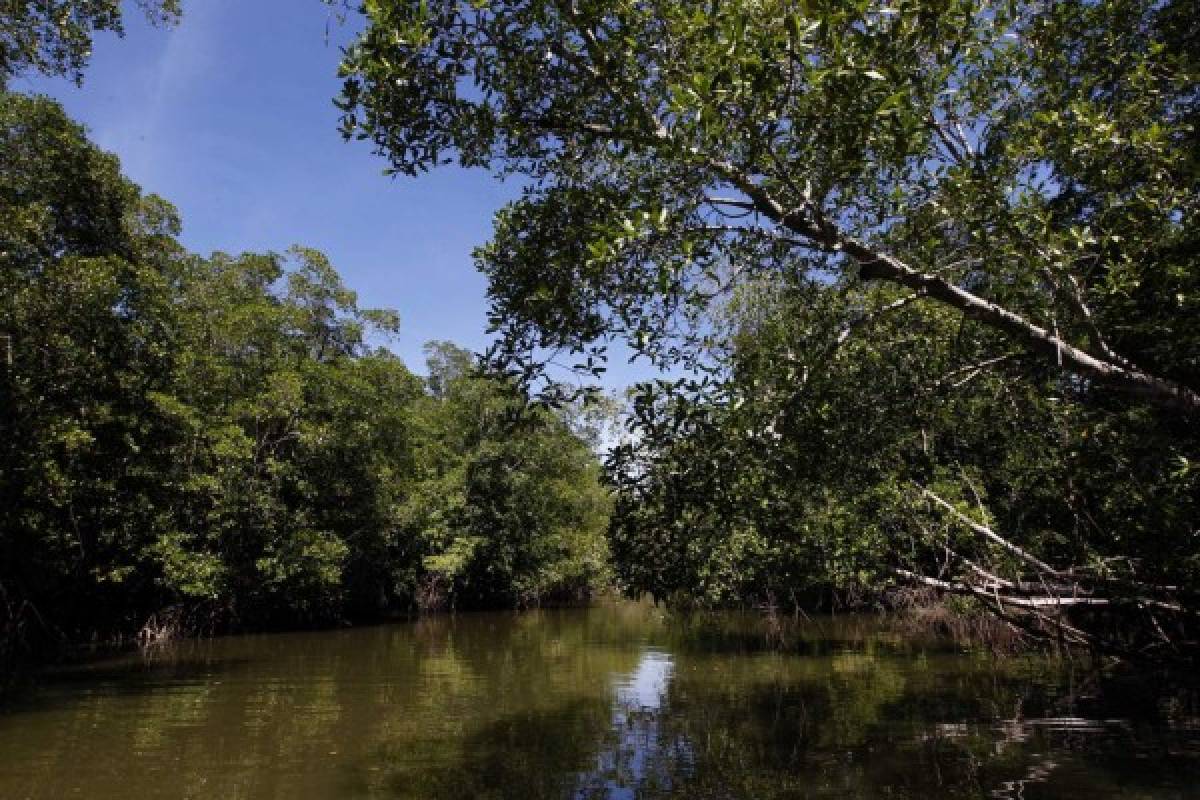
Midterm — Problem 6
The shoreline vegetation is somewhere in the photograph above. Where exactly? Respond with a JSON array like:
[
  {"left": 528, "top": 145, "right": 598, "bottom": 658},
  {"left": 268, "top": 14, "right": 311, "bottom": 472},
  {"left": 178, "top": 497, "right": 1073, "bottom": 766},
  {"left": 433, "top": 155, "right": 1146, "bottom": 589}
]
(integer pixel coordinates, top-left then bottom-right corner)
[
  {"left": 4, "top": 0, "right": 1200, "bottom": 689},
  {"left": 333, "top": 0, "right": 1200, "bottom": 659},
  {"left": 4, "top": 589, "right": 1176, "bottom": 706},
  {"left": 0, "top": 89, "right": 611, "bottom": 683}
]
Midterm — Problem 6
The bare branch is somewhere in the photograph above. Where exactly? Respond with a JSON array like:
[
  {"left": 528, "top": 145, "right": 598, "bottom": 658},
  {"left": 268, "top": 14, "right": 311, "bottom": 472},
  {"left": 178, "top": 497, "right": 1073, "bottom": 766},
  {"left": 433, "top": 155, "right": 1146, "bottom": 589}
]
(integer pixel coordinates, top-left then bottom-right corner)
[{"left": 919, "top": 486, "right": 1059, "bottom": 574}]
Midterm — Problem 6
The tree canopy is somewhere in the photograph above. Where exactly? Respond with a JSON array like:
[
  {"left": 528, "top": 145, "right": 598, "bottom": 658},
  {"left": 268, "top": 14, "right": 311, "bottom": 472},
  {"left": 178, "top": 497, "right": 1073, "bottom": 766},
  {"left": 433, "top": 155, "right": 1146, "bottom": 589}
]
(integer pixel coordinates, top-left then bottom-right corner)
[
  {"left": 0, "top": 1, "right": 181, "bottom": 83},
  {"left": 2, "top": 0, "right": 1198, "bottom": 668},
  {"left": 1, "top": 90, "right": 611, "bottom": 672},
  {"left": 337, "top": 0, "right": 1200, "bottom": 654}
]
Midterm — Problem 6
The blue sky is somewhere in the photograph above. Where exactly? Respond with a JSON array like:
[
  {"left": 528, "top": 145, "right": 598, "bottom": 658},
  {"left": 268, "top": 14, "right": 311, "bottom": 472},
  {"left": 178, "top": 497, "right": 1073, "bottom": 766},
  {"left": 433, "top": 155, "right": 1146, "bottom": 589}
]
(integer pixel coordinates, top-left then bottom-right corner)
[{"left": 15, "top": 1, "right": 520, "bottom": 375}]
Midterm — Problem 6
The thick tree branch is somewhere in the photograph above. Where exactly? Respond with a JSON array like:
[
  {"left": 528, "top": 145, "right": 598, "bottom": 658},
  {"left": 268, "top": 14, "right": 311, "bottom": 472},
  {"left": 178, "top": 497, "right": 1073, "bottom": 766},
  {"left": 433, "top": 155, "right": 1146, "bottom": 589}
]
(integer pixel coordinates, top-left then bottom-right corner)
[
  {"left": 688, "top": 150, "right": 1200, "bottom": 413},
  {"left": 538, "top": 106, "right": 1200, "bottom": 414},
  {"left": 840, "top": 242, "right": 1200, "bottom": 412}
]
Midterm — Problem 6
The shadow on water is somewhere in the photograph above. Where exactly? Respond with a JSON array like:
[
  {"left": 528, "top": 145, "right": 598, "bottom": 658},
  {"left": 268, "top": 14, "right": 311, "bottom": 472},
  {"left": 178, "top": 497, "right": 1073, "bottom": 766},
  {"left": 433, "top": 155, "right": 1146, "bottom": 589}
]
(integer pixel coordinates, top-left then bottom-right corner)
[
  {"left": 0, "top": 604, "right": 1197, "bottom": 799},
  {"left": 2, "top": 647, "right": 257, "bottom": 715},
  {"left": 359, "top": 698, "right": 611, "bottom": 800},
  {"left": 656, "top": 608, "right": 990, "bottom": 658},
  {"left": 636, "top": 665, "right": 1200, "bottom": 799}
]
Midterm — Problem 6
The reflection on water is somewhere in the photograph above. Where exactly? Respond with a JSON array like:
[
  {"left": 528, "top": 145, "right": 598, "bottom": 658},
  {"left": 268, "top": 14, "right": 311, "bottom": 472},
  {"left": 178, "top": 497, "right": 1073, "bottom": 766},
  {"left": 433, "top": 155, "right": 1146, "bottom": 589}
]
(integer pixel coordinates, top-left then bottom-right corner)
[
  {"left": 0, "top": 603, "right": 1196, "bottom": 799},
  {"left": 616, "top": 650, "right": 673, "bottom": 712},
  {"left": 575, "top": 650, "right": 676, "bottom": 799}
]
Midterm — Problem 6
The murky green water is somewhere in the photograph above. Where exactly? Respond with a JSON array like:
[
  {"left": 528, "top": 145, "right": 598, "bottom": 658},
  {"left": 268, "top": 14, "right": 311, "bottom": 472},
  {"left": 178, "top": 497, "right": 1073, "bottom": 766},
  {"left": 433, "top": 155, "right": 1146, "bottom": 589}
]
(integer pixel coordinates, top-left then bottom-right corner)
[{"left": 0, "top": 603, "right": 1197, "bottom": 799}]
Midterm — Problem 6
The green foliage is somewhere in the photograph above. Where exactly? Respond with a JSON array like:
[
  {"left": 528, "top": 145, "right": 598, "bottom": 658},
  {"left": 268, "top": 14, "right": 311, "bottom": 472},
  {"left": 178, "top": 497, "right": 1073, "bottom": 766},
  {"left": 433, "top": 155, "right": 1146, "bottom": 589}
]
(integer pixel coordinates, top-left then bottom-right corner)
[
  {"left": 0, "top": 1, "right": 181, "bottom": 84},
  {"left": 338, "top": 0, "right": 1200, "bottom": 648},
  {"left": 0, "top": 91, "right": 611, "bottom": 662},
  {"left": 403, "top": 342, "right": 612, "bottom": 609}
]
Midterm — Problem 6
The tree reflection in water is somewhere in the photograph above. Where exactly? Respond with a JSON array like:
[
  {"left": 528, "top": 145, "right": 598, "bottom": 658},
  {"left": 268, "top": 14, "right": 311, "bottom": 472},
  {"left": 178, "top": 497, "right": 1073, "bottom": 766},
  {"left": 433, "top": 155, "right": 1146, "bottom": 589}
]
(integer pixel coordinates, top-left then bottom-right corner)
[
  {"left": 565, "top": 617, "right": 1198, "bottom": 800},
  {"left": 0, "top": 606, "right": 1196, "bottom": 800}
]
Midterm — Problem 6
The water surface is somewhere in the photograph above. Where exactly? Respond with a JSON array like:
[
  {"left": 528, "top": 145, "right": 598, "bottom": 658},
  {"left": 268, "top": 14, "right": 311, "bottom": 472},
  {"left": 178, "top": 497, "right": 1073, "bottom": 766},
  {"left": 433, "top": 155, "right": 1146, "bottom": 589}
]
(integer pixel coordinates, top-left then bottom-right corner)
[{"left": 1, "top": 603, "right": 1196, "bottom": 799}]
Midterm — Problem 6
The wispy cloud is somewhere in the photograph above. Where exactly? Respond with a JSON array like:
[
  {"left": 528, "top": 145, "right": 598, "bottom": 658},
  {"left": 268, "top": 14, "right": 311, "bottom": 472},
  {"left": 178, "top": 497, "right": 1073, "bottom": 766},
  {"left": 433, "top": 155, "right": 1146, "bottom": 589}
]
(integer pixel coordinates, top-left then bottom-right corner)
[{"left": 97, "top": 1, "right": 223, "bottom": 191}]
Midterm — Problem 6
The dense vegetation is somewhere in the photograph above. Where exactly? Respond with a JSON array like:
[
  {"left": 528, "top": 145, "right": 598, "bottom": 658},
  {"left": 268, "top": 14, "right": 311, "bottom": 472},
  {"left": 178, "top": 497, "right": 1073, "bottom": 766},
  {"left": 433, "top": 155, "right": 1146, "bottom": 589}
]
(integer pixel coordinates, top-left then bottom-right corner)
[
  {"left": 337, "top": 0, "right": 1200, "bottom": 656},
  {"left": 2, "top": 0, "right": 1198, "bottom": 667},
  {"left": 0, "top": 89, "right": 611, "bottom": 674}
]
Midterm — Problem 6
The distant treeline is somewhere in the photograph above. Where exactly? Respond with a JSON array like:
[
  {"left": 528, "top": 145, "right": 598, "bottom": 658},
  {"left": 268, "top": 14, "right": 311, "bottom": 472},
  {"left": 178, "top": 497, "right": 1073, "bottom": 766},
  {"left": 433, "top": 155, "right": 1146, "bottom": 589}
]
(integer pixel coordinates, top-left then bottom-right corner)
[{"left": 0, "top": 91, "right": 611, "bottom": 671}]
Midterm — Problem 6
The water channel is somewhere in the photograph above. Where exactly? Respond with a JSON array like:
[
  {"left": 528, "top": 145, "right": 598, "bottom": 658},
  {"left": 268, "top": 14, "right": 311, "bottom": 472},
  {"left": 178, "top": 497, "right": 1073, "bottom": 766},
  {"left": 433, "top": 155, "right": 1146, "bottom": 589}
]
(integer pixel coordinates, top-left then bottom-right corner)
[{"left": 0, "top": 602, "right": 1196, "bottom": 798}]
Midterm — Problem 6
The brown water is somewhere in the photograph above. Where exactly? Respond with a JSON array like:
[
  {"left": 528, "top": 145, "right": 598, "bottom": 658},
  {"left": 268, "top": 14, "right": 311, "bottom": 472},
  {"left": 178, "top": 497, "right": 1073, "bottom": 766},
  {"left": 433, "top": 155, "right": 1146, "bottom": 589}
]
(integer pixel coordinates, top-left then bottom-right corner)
[{"left": 0, "top": 603, "right": 1197, "bottom": 799}]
